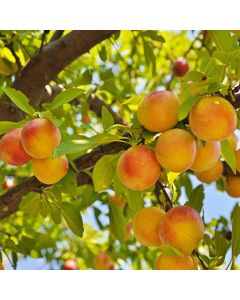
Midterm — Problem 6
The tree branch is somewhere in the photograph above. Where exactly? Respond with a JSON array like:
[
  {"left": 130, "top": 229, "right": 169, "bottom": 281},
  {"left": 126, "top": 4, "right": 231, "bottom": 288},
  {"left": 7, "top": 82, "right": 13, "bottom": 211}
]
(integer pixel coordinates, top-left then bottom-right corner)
[
  {"left": 0, "top": 140, "right": 129, "bottom": 219},
  {"left": 0, "top": 30, "right": 118, "bottom": 122}
]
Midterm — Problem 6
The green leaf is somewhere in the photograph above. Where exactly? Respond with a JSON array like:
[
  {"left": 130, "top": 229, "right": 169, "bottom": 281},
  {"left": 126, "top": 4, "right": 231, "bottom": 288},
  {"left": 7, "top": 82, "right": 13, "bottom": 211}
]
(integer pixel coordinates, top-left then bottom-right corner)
[
  {"left": 187, "top": 184, "right": 204, "bottom": 213},
  {"left": 19, "top": 192, "right": 41, "bottom": 216},
  {"left": 109, "top": 202, "right": 127, "bottom": 242},
  {"left": 125, "top": 189, "right": 143, "bottom": 211},
  {"left": 93, "top": 154, "right": 119, "bottom": 192},
  {"left": 61, "top": 202, "right": 84, "bottom": 237},
  {"left": 232, "top": 205, "right": 240, "bottom": 258},
  {"left": 101, "top": 106, "right": 114, "bottom": 131},
  {"left": 47, "top": 202, "right": 61, "bottom": 224},
  {"left": 178, "top": 96, "right": 199, "bottom": 121},
  {"left": 123, "top": 94, "right": 145, "bottom": 106},
  {"left": 99, "top": 46, "right": 107, "bottom": 62},
  {"left": 182, "top": 71, "right": 205, "bottom": 82},
  {"left": 221, "top": 139, "right": 236, "bottom": 173},
  {"left": 3, "top": 87, "right": 35, "bottom": 116},
  {"left": 59, "top": 168, "right": 77, "bottom": 195},
  {"left": 209, "top": 30, "right": 237, "bottom": 51},
  {"left": 48, "top": 88, "right": 84, "bottom": 110},
  {"left": 0, "top": 120, "right": 27, "bottom": 135}
]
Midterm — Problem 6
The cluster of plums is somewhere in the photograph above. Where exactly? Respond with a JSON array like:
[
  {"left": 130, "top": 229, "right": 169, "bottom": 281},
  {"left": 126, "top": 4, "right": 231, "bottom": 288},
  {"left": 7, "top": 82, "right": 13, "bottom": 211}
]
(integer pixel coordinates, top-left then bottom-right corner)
[
  {"left": 0, "top": 118, "right": 69, "bottom": 184},
  {"left": 117, "top": 89, "right": 239, "bottom": 196}
]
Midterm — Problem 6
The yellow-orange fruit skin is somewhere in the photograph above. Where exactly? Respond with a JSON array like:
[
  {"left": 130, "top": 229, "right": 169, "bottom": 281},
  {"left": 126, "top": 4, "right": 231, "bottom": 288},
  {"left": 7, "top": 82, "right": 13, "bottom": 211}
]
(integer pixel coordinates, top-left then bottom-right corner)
[
  {"left": 189, "top": 96, "right": 237, "bottom": 141},
  {"left": 227, "top": 133, "right": 238, "bottom": 150},
  {"left": 32, "top": 155, "right": 69, "bottom": 185},
  {"left": 0, "top": 128, "right": 31, "bottom": 166},
  {"left": 159, "top": 206, "right": 204, "bottom": 255},
  {"left": 133, "top": 207, "right": 165, "bottom": 247},
  {"left": 190, "top": 141, "right": 220, "bottom": 172},
  {"left": 0, "top": 263, "right": 4, "bottom": 270},
  {"left": 117, "top": 145, "right": 160, "bottom": 191},
  {"left": 226, "top": 177, "right": 240, "bottom": 198},
  {"left": 21, "top": 118, "right": 61, "bottom": 159},
  {"left": 235, "top": 150, "right": 240, "bottom": 173},
  {"left": 109, "top": 195, "right": 126, "bottom": 208},
  {"left": 155, "top": 129, "right": 196, "bottom": 173},
  {"left": 93, "top": 253, "right": 112, "bottom": 270},
  {"left": 155, "top": 254, "right": 198, "bottom": 270},
  {"left": 195, "top": 160, "right": 223, "bottom": 184},
  {"left": 137, "top": 91, "right": 179, "bottom": 132}
]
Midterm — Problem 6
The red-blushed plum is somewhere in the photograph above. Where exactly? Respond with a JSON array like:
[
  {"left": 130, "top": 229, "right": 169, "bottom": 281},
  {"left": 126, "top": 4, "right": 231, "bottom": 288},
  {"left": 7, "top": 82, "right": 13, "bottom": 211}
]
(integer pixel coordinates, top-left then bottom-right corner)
[
  {"left": 189, "top": 96, "right": 237, "bottom": 141},
  {"left": 93, "top": 253, "right": 112, "bottom": 270},
  {"left": 137, "top": 91, "right": 179, "bottom": 132},
  {"left": 159, "top": 206, "right": 204, "bottom": 255},
  {"left": 155, "top": 253, "right": 198, "bottom": 270},
  {"left": 21, "top": 118, "right": 61, "bottom": 159},
  {"left": 32, "top": 155, "right": 69, "bottom": 184},
  {"left": 172, "top": 57, "right": 189, "bottom": 77},
  {"left": 155, "top": 128, "right": 196, "bottom": 173},
  {"left": 63, "top": 259, "right": 77, "bottom": 270},
  {"left": 0, "top": 128, "right": 31, "bottom": 166},
  {"left": 195, "top": 160, "right": 223, "bottom": 184},
  {"left": 133, "top": 207, "right": 165, "bottom": 247},
  {"left": 117, "top": 145, "right": 161, "bottom": 191},
  {"left": 190, "top": 141, "right": 220, "bottom": 172}
]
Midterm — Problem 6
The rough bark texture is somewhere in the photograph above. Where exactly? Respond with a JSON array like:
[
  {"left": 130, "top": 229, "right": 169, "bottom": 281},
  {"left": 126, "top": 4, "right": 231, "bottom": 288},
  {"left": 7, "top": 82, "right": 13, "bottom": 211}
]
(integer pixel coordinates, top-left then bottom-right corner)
[{"left": 0, "top": 30, "right": 117, "bottom": 121}]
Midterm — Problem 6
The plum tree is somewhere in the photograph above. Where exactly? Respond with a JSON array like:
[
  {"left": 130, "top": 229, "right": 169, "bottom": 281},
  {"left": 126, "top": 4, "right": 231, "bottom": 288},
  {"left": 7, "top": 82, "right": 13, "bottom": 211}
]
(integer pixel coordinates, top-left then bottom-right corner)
[
  {"left": 190, "top": 141, "right": 220, "bottom": 172},
  {"left": 189, "top": 96, "right": 237, "bottom": 141},
  {"left": 0, "top": 128, "right": 31, "bottom": 166},
  {"left": 133, "top": 207, "right": 165, "bottom": 247},
  {"left": 32, "top": 155, "right": 69, "bottom": 184},
  {"left": 226, "top": 177, "right": 240, "bottom": 198},
  {"left": 155, "top": 128, "right": 197, "bottom": 172},
  {"left": 155, "top": 253, "right": 197, "bottom": 270},
  {"left": 172, "top": 57, "right": 189, "bottom": 77},
  {"left": 21, "top": 118, "right": 61, "bottom": 159},
  {"left": 137, "top": 91, "right": 179, "bottom": 132},
  {"left": 159, "top": 206, "right": 204, "bottom": 255},
  {"left": 117, "top": 145, "right": 161, "bottom": 191}
]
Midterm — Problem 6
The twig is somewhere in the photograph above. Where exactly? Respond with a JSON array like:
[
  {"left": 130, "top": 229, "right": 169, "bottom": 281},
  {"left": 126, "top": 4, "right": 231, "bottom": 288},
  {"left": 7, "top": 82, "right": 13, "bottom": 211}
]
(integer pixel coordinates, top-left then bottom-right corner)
[{"left": 157, "top": 180, "right": 173, "bottom": 211}]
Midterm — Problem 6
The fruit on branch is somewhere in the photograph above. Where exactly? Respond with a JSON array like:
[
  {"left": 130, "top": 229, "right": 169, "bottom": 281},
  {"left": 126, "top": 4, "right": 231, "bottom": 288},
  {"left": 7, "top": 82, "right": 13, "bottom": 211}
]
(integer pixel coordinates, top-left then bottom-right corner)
[
  {"left": 2, "top": 177, "right": 16, "bottom": 190},
  {"left": 137, "top": 91, "right": 179, "bottom": 132},
  {"left": 109, "top": 194, "right": 126, "bottom": 208},
  {"left": 195, "top": 160, "right": 223, "bottom": 184},
  {"left": 32, "top": 155, "right": 69, "bottom": 184},
  {"left": 117, "top": 145, "right": 161, "bottom": 191},
  {"left": 21, "top": 118, "right": 61, "bottom": 159},
  {"left": 155, "top": 253, "right": 197, "bottom": 270},
  {"left": 235, "top": 149, "right": 240, "bottom": 172},
  {"left": 133, "top": 207, "right": 165, "bottom": 246},
  {"left": 93, "top": 253, "right": 112, "bottom": 270},
  {"left": 159, "top": 206, "right": 204, "bottom": 255},
  {"left": 190, "top": 141, "right": 220, "bottom": 172},
  {"left": 155, "top": 128, "right": 196, "bottom": 173},
  {"left": 189, "top": 96, "right": 237, "bottom": 141},
  {"left": 0, "top": 263, "right": 4, "bottom": 270},
  {"left": 227, "top": 133, "right": 238, "bottom": 150},
  {"left": 172, "top": 57, "right": 189, "bottom": 77},
  {"left": 108, "top": 264, "right": 115, "bottom": 270},
  {"left": 226, "top": 177, "right": 240, "bottom": 198},
  {"left": 63, "top": 259, "right": 78, "bottom": 270},
  {"left": 0, "top": 128, "right": 31, "bottom": 166}
]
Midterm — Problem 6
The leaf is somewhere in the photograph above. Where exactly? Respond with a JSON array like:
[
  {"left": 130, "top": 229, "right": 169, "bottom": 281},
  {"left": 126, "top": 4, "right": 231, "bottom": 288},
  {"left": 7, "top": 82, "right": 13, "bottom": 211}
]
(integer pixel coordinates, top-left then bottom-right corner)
[
  {"left": 48, "top": 88, "right": 84, "bottom": 110},
  {"left": 123, "top": 94, "right": 145, "bottom": 106},
  {"left": 221, "top": 139, "right": 236, "bottom": 173},
  {"left": 19, "top": 192, "right": 41, "bottom": 216},
  {"left": 0, "top": 120, "right": 27, "bottom": 135},
  {"left": 182, "top": 71, "right": 205, "bottom": 82},
  {"left": 187, "top": 184, "right": 204, "bottom": 213},
  {"left": 61, "top": 202, "right": 84, "bottom": 237},
  {"left": 208, "top": 30, "right": 236, "bottom": 51},
  {"left": 178, "top": 96, "right": 199, "bottom": 121},
  {"left": 99, "top": 45, "right": 107, "bottom": 62},
  {"left": 93, "top": 154, "right": 119, "bottom": 192},
  {"left": 109, "top": 202, "right": 127, "bottom": 242},
  {"left": 3, "top": 87, "right": 35, "bottom": 116},
  {"left": 167, "top": 172, "right": 180, "bottom": 186},
  {"left": 101, "top": 106, "right": 114, "bottom": 131},
  {"left": 59, "top": 168, "right": 77, "bottom": 195},
  {"left": 125, "top": 189, "right": 143, "bottom": 211},
  {"left": 232, "top": 205, "right": 240, "bottom": 258}
]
